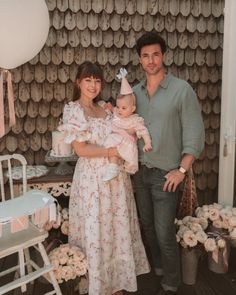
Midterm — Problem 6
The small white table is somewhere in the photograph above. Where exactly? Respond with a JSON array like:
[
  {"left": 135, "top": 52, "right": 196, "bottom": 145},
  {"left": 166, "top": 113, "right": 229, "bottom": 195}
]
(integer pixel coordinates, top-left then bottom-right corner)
[{"left": 0, "top": 190, "right": 56, "bottom": 223}]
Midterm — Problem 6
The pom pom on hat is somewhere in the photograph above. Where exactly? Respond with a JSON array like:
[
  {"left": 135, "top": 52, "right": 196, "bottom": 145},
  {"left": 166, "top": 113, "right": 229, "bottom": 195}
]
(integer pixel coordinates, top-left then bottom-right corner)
[{"left": 116, "top": 68, "right": 133, "bottom": 95}]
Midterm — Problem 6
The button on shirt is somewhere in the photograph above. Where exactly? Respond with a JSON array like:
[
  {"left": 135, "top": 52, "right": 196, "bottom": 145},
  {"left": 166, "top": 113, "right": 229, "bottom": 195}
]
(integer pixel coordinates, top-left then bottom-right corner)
[{"left": 133, "top": 73, "right": 205, "bottom": 171}]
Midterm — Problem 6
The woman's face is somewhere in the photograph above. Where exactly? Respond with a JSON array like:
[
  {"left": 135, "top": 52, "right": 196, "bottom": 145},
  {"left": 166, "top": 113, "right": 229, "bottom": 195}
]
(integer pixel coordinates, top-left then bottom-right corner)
[{"left": 77, "top": 76, "right": 102, "bottom": 100}]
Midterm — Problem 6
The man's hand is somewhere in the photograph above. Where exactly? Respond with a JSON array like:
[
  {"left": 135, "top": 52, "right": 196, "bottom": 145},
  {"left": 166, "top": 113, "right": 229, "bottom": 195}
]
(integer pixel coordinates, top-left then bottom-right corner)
[{"left": 163, "top": 169, "right": 185, "bottom": 192}]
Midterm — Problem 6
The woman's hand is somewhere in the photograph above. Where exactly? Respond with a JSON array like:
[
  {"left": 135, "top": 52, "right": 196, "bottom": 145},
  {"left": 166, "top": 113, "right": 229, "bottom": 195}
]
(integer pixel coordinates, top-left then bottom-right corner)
[
  {"left": 105, "top": 102, "right": 113, "bottom": 112},
  {"left": 107, "top": 147, "right": 120, "bottom": 158}
]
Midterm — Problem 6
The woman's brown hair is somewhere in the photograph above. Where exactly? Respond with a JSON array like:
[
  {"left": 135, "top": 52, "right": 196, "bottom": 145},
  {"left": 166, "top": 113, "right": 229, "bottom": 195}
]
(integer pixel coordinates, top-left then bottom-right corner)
[{"left": 71, "top": 61, "right": 104, "bottom": 102}]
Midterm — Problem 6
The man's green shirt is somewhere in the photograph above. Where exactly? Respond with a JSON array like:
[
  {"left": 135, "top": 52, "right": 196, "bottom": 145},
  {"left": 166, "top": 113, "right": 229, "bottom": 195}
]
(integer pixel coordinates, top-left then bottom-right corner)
[{"left": 133, "top": 73, "right": 205, "bottom": 171}]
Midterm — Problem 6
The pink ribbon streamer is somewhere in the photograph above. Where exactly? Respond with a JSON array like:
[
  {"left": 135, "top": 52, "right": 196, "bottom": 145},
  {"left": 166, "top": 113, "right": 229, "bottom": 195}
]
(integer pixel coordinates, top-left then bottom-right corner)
[
  {"left": 33, "top": 206, "right": 49, "bottom": 226},
  {"left": 7, "top": 71, "right": 16, "bottom": 127},
  {"left": 0, "top": 73, "right": 4, "bottom": 138},
  {"left": 11, "top": 215, "right": 29, "bottom": 233},
  {"left": 212, "top": 246, "right": 228, "bottom": 271},
  {"left": 0, "top": 70, "right": 16, "bottom": 138}
]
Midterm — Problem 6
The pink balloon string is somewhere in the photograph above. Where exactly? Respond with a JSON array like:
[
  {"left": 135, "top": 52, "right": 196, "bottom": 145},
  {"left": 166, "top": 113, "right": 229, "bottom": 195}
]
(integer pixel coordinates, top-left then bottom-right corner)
[
  {"left": 7, "top": 71, "right": 16, "bottom": 128},
  {"left": 0, "top": 70, "right": 16, "bottom": 138},
  {"left": 0, "top": 72, "right": 4, "bottom": 138}
]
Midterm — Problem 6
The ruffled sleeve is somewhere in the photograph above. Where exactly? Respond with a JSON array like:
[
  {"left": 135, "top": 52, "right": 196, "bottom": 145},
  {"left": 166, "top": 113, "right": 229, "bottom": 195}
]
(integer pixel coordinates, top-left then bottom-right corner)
[
  {"left": 132, "top": 116, "right": 150, "bottom": 139},
  {"left": 58, "top": 102, "right": 91, "bottom": 143}
]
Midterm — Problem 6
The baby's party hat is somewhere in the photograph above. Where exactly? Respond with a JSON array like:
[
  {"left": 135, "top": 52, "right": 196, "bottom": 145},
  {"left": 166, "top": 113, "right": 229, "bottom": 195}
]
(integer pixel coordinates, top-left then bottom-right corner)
[{"left": 116, "top": 68, "right": 133, "bottom": 95}]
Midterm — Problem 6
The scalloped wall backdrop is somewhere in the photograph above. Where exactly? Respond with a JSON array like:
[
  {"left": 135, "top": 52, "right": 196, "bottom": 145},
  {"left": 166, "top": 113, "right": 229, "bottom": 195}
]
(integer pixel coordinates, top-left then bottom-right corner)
[{"left": 0, "top": 0, "right": 225, "bottom": 205}]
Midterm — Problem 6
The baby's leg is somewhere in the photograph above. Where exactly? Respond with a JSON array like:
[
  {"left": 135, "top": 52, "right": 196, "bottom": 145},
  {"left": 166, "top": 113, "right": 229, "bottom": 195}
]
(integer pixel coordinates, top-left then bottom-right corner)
[{"left": 102, "top": 157, "right": 120, "bottom": 181}]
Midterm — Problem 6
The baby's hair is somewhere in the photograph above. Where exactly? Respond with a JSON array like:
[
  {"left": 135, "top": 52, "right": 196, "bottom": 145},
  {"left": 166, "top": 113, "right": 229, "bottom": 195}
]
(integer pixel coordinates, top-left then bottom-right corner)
[{"left": 116, "top": 93, "right": 136, "bottom": 106}]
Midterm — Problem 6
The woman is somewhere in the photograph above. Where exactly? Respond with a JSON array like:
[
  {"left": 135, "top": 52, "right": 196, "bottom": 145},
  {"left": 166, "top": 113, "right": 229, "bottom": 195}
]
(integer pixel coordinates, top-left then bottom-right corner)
[{"left": 60, "top": 61, "right": 150, "bottom": 295}]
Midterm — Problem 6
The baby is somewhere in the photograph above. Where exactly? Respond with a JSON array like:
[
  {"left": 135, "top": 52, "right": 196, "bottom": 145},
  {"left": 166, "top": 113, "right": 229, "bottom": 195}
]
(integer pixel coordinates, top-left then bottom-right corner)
[{"left": 103, "top": 68, "right": 152, "bottom": 181}]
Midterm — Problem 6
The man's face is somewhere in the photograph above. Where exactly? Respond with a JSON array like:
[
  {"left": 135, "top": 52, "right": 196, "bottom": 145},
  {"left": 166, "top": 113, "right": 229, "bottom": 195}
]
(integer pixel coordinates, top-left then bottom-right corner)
[{"left": 139, "top": 44, "right": 165, "bottom": 76}]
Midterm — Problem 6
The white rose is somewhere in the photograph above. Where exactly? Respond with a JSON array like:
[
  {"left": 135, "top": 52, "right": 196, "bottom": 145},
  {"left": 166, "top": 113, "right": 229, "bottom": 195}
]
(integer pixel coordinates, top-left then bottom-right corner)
[
  {"left": 176, "top": 219, "right": 183, "bottom": 226},
  {"left": 61, "top": 207, "right": 69, "bottom": 220},
  {"left": 200, "top": 211, "right": 210, "bottom": 219},
  {"left": 61, "top": 220, "right": 69, "bottom": 235},
  {"left": 54, "top": 265, "right": 63, "bottom": 283},
  {"left": 196, "top": 230, "right": 208, "bottom": 244},
  {"left": 61, "top": 265, "right": 76, "bottom": 281},
  {"left": 232, "top": 208, "right": 236, "bottom": 216},
  {"left": 183, "top": 230, "right": 198, "bottom": 247},
  {"left": 228, "top": 216, "right": 236, "bottom": 227},
  {"left": 58, "top": 253, "right": 68, "bottom": 265},
  {"left": 190, "top": 222, "right": 202, "bottom": 233},
  {"left": 202, "top": 205, "right": 209, "bottom": 212},
  {"left": 217, "top": 238, "right": 226, "bottom": 249},
  {"left": 212, "top": 219, "right": 223, "bottom": 229},
  {"left": 204, "top": 238, "right": 217, "bottom": 252},
  {"left": 209, "top": 208, "right": 220, "bottom": 221},
  {"left": 220, "top": 208, "right": 233, "bottom": 220},
  {"left": 182, "top": 216, "right": 192, "bottom": 225},
  {"left": 52, "top": 220, "right": 61, "bottom": 229},
  {"left": 44, "top": 221, "right": 53, "bottom": 231},
  {"left": 59, "top": 244, "right": 70, "bottom": 253},
  {"left": 213, "top": 203, "right": 223, "bottom": 210},
  {"left": 198, "top": 217, "right": 208, "bottom": 230},
  {"left": 177, "top": 225, "right": 188, "bottom": 238},
  {"left": 74, "top": 263, "right": 87, "bottom": 276}
]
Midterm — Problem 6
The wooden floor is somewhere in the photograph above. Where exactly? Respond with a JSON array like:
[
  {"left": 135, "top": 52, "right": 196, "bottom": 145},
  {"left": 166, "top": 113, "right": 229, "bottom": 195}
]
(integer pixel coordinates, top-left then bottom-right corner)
[{"left": 1, "top": 247, "right": 236, "bottom": 295}]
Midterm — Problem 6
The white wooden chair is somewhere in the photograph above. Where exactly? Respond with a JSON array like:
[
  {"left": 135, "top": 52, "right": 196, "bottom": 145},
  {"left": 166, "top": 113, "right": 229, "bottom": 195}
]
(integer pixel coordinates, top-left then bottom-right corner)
[{"left": 0, "top": 154, "right": 62, "bottom": 295}]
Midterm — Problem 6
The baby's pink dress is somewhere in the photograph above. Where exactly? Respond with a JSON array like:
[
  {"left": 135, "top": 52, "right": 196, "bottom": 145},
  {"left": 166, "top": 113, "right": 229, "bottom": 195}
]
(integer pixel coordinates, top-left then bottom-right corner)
[{"left": 104, "top": 113, "right": 150, "bottom": 174}]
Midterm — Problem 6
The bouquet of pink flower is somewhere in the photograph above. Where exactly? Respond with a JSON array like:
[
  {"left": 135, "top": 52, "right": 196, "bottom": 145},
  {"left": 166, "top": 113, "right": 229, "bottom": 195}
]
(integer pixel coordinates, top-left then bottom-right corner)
[
  {"left": 195, "top": 203, "right": 236, "bottom": 252},
  {"left": 43, "top": 206, "right": 69, "bottom": 236},
  {"left": 48, "top": 243, "right": 87, "bottom": 283},
  {"left": 175, "top": 216, "right": 208, "bottom": 249}
]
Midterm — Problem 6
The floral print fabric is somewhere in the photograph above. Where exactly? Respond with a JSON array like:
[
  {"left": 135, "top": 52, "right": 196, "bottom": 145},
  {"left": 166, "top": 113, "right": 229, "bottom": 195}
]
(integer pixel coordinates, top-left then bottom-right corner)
[{"left": 62, "top": 101, "right": 150, "bottom": 295}]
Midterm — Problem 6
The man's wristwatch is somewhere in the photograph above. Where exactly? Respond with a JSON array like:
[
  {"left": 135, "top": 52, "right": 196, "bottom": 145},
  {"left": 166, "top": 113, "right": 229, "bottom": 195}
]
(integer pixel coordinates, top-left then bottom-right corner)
[{"left": 178, "top": 166, "right": 187, "bottom": 174}]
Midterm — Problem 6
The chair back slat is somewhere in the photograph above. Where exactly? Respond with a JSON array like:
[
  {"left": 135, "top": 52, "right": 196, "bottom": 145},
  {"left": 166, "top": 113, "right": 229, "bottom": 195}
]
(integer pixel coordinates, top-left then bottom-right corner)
[
  {"left": 0, "top": 154, "right": 28, "bottom": 202},
  {"left": 0, "top": 161, "right": 5, "bottom": 201},
  {"left": 8, "top": 158, "right": 14, "bottom": 199}
]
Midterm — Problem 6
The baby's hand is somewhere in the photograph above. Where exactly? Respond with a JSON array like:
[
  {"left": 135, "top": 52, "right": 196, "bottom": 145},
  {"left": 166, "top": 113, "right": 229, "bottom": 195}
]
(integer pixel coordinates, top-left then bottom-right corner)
[
  {"left": 143, "top": 143, "right": 152, "bottom": 152},
  {"left": 105, "top": 102, "right": 113, "bottom": 112}
]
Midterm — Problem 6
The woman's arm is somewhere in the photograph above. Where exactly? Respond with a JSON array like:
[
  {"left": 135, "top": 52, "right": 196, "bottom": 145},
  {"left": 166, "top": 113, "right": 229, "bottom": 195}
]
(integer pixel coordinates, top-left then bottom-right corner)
[{"left": 72, "top": 141, "right": 119, "bottom": 158}]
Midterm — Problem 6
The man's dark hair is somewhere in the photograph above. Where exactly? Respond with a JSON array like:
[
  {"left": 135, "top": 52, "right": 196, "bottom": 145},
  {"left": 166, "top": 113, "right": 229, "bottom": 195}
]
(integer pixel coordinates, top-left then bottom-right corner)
[{"left": 136, "top": 31, "right": 167, "bottom": 56}]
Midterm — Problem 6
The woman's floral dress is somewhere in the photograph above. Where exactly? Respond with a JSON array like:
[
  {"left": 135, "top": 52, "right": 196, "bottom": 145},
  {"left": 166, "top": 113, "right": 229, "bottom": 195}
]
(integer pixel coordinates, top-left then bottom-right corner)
[{"left": 61, "top": 101, "right": 150, "bottom": 295}]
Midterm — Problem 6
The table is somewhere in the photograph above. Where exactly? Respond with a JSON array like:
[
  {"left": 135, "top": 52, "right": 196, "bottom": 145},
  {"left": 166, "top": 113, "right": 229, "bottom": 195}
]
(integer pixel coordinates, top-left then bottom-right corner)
[
  {"left": 0, "top": 190, "right": 56, "bottom": 223},
  {"left": 14, "top": 167, "right": 73, "bottom": 198}
]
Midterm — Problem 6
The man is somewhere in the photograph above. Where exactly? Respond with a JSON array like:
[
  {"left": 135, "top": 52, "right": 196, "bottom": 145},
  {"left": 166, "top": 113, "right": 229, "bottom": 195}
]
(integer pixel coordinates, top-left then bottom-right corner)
[{"left": 132, "top": 31, "right": 205, "bottom": 295}]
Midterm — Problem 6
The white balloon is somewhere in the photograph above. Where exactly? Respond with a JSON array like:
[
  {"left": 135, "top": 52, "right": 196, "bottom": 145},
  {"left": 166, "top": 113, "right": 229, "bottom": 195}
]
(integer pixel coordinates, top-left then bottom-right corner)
[{"left": 0, "top": 0, "right": 49, "bottom": 69}]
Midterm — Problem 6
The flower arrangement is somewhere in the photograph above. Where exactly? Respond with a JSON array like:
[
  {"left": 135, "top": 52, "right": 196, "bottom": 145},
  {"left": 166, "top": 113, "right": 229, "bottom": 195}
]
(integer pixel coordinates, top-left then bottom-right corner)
[
  {"left": 60, "top": 207, "right": 69, "bottom": 235},
  {"left": 43, "top": 206, "right": 69, "bottom": 236},
  {"left": 195, "top": 203, "right": 236, "bottom": 252},
  {"left": 48, "top": 243, "right": 87, "bottom": 283},
  {"left": 177, "top": 202, "right": 236, "bottom": 276},
  {"left": 175, "top": 216, "right": 208, "bottom": 249}
]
